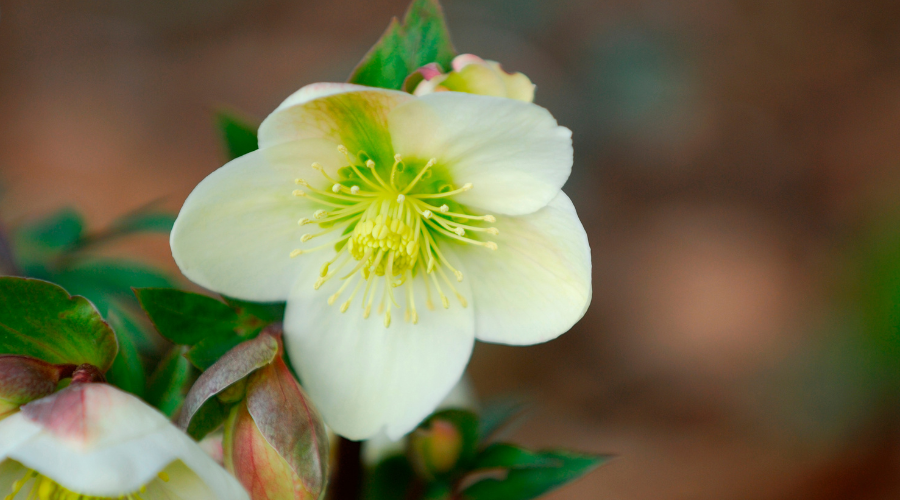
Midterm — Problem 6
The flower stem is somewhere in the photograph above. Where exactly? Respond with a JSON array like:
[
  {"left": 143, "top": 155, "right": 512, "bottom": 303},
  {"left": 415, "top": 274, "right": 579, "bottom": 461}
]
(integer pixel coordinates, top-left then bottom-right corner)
[{"left": 330, "top": 437, "right": 363, "bottom": 500}]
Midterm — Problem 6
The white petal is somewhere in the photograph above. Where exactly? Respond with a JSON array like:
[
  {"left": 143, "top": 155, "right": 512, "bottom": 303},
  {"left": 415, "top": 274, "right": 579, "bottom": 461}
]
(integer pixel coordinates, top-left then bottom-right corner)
[
  {"left": 258, "top": 87, "right": 412, "bottom": 152},
  {"left": 0, "top": 414, "right": 41, "bottom": 459},
  {"left": 388, "top": 92, "right": 572, "bottom": 216},
  {"left": 361, "top": 375, "right": 478, "bottom": 465},
  {"left": 143, "top": 460, "right": 216, "bottom": 500},
  {"left": 171, "top": 139, "right": 343, "bottom": 302},
  {"left": 283, "top": 247, "right": 475, "bottom": 440},
  {"left": 459, "top": 192, "right": 592, "bottom": 344},
  {"left": 272, "top": 83, "right": 375, "bottom": 113},
  {"left": 7, "top": 385, "right": 248, "bottom": 499}
]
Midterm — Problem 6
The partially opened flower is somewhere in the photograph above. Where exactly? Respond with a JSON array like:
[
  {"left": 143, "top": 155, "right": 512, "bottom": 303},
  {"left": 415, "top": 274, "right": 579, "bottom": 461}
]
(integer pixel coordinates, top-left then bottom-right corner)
[
  {"left": 171, "top": 83, "right": 591, "bottom": 439},
  {"left": 0, "top": 382, "right": 248, "bottom": 500},
  {"left": 410, "top": 54, "right": 536, "bottom": 102}
]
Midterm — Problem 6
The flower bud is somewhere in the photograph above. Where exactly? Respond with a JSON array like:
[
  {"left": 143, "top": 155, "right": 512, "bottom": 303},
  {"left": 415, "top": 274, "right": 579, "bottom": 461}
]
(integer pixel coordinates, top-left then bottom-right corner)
[
  {"left": 409, "top": 418, "right": 463, "bottom": 478},
  {"left": 407, "top": 410, "right": 479, "bottom": 480},
  {"left": 224, "top": 356, "right": 329, "bottom": 500},
  {"left": 0, "top": 355, "right": 73, "bottom": 418},
  {"left": 409, "top": 54, "right": 536, "bottom": 102}
]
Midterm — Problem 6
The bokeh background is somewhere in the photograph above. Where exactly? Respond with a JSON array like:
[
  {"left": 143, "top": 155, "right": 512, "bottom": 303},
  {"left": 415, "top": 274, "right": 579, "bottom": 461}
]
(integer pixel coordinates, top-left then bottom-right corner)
[{"left": 3, "top": 0, "right": 900, "bottom": 498}]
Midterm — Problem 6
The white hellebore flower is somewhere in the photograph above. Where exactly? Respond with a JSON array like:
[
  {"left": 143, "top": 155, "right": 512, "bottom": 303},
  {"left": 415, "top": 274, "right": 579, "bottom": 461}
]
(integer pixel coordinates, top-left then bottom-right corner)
[
  {"left": 171, "top": 83, "right": 592, "bottom": 440},
  {"left": 0, "top": 383, "right": 248, "bottom": 500}
]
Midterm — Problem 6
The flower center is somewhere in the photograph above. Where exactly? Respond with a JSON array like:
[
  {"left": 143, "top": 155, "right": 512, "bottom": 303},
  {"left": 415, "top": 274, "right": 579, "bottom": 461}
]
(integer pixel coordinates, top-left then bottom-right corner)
[
  {"left": 4, "top": 464, "right": 169, "bottom": 500},
  {"left": 289, "top": 145, "right": 499, "bottom": 327}
]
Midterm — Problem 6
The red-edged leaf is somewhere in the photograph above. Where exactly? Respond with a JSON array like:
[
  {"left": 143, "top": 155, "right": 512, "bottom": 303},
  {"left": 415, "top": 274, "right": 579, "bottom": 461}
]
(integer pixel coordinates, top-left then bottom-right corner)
[{"left": 176, "top": 330, "right": 279, "bottom": 431}]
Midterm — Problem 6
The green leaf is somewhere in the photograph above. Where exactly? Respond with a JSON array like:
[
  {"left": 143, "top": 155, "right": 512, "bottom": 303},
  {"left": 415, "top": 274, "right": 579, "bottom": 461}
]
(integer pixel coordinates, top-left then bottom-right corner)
[
  {"left": 0, "top": 277, "right": 118, "bottom": 372},
  {"left": 147, "top": 345, "right": 192, "bottom": 417},
  {"left": 363, "top": 455, "right": 415, "bottom": 500},
  {"left": 186, "top": 334, "right": 250, "bottom": 372},
  {"left": 134, "top": 288, "right": 269, "bottom": 371},
  {"left": 216, "top": 111, "right": 259, "bottom": 160},
  {"left": 135, "top": 288, "right": 244, "bottom": 346},
  {"left": 223, "top": 296, "right": 286, "bottom": 323},
  {"left": 104, "top": 304, "right": 147, "bottom": 398},
  {"left": 479, "top": 396, "right": 530, "bottom": 444},
  {"left": 461, "top": 445, "right": 610, "bottom": 500},
  {"left": 14, "top": 208, "right": 84, "bottom": 251},
  {"left": 348, "top": 0, "right": 456, "bottom": 90}
]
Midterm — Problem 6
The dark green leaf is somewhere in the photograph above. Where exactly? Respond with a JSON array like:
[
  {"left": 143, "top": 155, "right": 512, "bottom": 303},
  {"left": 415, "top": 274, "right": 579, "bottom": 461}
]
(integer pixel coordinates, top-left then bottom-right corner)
[
  {"left": 104, "top": 304, "right": 147, "bottom": 398},
  {"left": 186, "top": 397, "right": 234, "bottom": 441},
  {"left": 0, "top": 277, "right": 118, "bottom": 372},
  {"left": 363, "top": 455, "right": 415, "bottom": 500},
  {"left": 461, "top": 445, "right": 610, "bottom": 500},
  {"left": 14, "top": 208, "right": 84, "bottom": 251},
  {"left": 479, "top": 396, "right": 530, "bottom": 444},
  {"left": 135, "top": 288, "right": 272, "bottom": 370},
  {"left": 135, "top": 288, "right": 242, "bottom": 346},
  {"left": 216, "top": 111, "right": 259, "bottom": 160},
  {"left": 472, "top": 444, "right": 566, "bottom": 470},
  {"left": 147, "top": 345, "right": 192, "bottom": 417},
  {"left": 348, "top": 0, "right": 456, "bottom": 90},
  {"left": 223, "top": 296, "right": 286, "bottom": 323}
]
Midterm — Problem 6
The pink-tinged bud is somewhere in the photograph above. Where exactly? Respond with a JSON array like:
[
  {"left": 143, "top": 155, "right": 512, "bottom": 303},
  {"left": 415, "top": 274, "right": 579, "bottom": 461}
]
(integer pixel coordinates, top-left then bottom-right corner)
[
  {"left": 408, "top": 418, "right": 464, "bottom": 479},
  {"left": 224, "top": 357, "right": 329, "bottom": 500},
  {"left": 0, "top": 355, "right": 74, "bottom": 418},
  {"left": 409, "top": 54, "right": 536, "bottom": 102}
]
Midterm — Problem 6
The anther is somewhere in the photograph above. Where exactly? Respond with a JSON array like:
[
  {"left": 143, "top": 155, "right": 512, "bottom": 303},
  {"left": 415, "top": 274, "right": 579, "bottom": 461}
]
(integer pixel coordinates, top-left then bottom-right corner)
[
  {"left": 485, "top": 242, "right": 498, "bottom": 250},
  {"left": 454, "top": 227, "right": 465, "bottom": 236},
  {"left": 384, "top": 310, "right": 392, "bottom": 328},
  {"left": 311, "top": 162, "right": 324, "bottom": 172},
  {"left": 397, "top": 194, "right": 406, "bottom": 203},
  {"left": 440, "top": 204, "right": 449, "bottom": 213},
  {"left": 298, "top": 218, "right": 311, "bottom": 225},
  {"left": 453, "top": 270, "right": 463, "bottom": 282},
  {"left": 338, "top": 145, "right": 349, "bottom": 154},
  {"left": 301, "top": 234, "right": 313, "bottom": 242},
  {"left": 394, "top": 153, "right": 403, "bottom": 162},
  {"left": 332, "top": 184, "right": 342, "bottom": 193},
  {"left": 340, "top": 301, "right": 351, "bottom": 313},
  {"left": 486, "top": 228, "right": 499, "bottom": 235},
  {"left": 292, "top": 190, "right": 306, "bottom": 197},
  {"left": 366, "top": 159, "right": 376, "bottom": 169},
  {"left": 320, "top": 263, "right": 330, "bottom": 277},
  {"left": 463, "top": 183, "right": 473, "bottom": 190},
  {"left": 484, "top": 215, "right": 496, "bottom": 222},
  {"left": 350, "top": 186, "right": 360, "bottom": 194},
  {"left": 314, "top": 209, "right": 328, "bottom": 219},
  {"left": 290, "top": 249, "right": 303, "bottom": 257},
  {"left": 314, "top": 277, "right": 326, "bottom": 290},
  {"left": 423, "top": 210, "right": 433, "bottom": 218},
  {"left": 456, "top": 293, "right": 468, "bottom": 308},
  {"left": 295, "top": 179, "right": 309, "bottom": 186}
]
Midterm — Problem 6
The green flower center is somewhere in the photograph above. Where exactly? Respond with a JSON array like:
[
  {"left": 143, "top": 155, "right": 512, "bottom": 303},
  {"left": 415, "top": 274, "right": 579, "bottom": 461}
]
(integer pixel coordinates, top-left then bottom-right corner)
[
  {"left": 4, "top": 464, "right": 170, "bottom": 500},
  {"left": 289, "top": 145, "right": 499, "bottom": 327}
]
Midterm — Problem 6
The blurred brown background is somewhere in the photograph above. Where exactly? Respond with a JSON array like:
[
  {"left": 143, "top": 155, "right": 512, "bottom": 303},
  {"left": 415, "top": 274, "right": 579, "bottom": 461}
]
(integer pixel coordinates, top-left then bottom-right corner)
[{"left": 3, "top": 0, "right": 900, "bottom": 498}]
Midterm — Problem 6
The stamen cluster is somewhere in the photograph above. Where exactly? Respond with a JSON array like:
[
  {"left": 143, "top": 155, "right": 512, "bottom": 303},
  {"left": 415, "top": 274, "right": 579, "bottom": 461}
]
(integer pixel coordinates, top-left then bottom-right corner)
[{"left": 288, "top": 145, "right": 500, "bottom": 327}]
